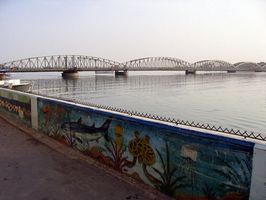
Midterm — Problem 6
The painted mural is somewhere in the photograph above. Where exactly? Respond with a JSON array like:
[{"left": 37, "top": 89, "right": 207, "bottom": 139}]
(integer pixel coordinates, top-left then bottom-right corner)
[
  {"left": 37, "top": 98, "right": 254, "bottom": 200},
  {"left": 0, "top": 89, "right": 31, "bottom": 125}
]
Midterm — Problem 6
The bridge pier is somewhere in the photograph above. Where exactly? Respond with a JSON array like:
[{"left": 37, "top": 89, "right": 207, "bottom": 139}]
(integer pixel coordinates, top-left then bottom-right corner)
[
  {"left": 62, "top": 68, "right": 79, "bottom": 79},
  {"left": 227, "top": 70, "right": 236, "bottom": 73},
  {"left": 185, "top": 69, "right": 196, "bottom": 75},
  {"left": 115, "top": 70, "right": 128, "bottom": 76}
]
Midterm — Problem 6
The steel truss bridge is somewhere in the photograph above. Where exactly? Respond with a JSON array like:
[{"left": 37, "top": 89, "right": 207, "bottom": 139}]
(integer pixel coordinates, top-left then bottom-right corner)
[{"left": 1, "top": 55, "right": 265, "bottom": 73}]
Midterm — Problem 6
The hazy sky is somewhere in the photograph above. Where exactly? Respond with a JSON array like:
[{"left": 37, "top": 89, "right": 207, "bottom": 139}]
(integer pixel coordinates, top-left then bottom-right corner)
[{"left": 0, "top": 0, "right": 265, "bottom": 63}]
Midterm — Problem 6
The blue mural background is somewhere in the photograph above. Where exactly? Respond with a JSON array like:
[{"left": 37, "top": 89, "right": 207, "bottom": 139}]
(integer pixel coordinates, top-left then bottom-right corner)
[{"left": 37, "top": 97, "right": 254, "bottom": 200}]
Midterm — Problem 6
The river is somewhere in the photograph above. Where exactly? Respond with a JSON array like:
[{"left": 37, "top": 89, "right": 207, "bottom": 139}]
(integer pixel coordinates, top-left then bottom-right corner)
[{"left": 10, "top": 71, "right": 266, "bottom": 136}]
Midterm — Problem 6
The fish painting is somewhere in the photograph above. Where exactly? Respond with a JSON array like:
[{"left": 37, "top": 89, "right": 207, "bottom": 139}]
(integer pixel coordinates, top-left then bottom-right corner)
[{"left": 61, "top": 117, "right": 112, "bottom": 142}]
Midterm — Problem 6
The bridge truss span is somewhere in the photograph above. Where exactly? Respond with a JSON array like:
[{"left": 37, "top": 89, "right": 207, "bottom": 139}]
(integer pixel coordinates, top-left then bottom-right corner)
[
  {"left": 2, "top": 55, "right": 124, "bottom": 72},
  {"left": 192, "top": 60, "right": 235, "bottom": 71},
  {"left": 123, "top": 57, "right": 192, "bottom": 71},
  {"left": 234, "top": 62, "right": 265, "bottom": 72}
]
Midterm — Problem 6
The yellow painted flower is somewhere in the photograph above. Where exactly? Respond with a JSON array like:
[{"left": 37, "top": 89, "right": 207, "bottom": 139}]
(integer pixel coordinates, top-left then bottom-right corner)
[{"left": 114, "top": 125, "right": 123, "bottom": 148}]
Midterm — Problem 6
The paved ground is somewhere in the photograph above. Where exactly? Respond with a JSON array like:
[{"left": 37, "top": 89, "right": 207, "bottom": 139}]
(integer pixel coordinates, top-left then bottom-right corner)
[{"left": 0, "top": 117, "right": 156, "bottom": 200}]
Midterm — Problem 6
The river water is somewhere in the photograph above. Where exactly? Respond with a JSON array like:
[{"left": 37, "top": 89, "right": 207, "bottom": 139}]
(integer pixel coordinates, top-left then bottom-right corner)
[{"left": 10, "top": 71, "right": 266, "bottom": 136}]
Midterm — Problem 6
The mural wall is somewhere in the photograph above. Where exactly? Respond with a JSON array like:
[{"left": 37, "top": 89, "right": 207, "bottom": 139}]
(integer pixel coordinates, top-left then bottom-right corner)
[
  {"left": 0, "top": 89, "right": 31, "bottom": 125},
  {"left": 37, "top": 97, "right": 254, "bottom": 200}
]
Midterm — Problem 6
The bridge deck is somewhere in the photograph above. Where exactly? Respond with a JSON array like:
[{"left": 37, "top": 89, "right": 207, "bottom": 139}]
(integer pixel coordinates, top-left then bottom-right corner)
[{"left": 4, "top": 68, "right": 251, "bottom": 72}]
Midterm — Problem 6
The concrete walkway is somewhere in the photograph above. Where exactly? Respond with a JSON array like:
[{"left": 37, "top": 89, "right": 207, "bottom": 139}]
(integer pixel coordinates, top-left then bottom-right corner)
[{"left": 0, "top": 117, "right": 158, "bottom": 200}]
